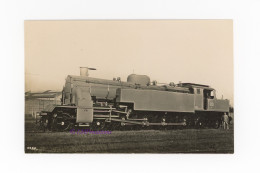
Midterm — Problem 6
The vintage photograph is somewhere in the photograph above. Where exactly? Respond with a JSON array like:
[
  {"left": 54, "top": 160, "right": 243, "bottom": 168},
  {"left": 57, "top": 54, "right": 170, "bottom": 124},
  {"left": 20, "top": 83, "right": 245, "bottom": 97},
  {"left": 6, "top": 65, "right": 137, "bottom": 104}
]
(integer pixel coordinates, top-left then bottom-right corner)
[{"left": 25, "top": 20, "right": 233, "bottom": 153}]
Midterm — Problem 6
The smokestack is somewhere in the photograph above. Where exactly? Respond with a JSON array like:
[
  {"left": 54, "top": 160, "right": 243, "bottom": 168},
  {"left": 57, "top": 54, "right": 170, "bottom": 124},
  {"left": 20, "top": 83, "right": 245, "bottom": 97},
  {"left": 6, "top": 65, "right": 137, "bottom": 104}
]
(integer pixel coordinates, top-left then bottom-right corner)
[
  {"left": 80, "top": 67, "right": 96, "bottom": 76},
  {"left": 80, "top": 67, "right": 89, "bottom": 76}
]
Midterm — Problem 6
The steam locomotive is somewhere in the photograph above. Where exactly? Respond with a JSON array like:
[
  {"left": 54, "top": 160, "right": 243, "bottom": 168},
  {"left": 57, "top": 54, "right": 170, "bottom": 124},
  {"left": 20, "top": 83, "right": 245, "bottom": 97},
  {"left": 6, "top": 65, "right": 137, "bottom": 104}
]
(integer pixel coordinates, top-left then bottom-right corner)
[{"left": 38, "top": 67, "right": 229, "bottom": 131}]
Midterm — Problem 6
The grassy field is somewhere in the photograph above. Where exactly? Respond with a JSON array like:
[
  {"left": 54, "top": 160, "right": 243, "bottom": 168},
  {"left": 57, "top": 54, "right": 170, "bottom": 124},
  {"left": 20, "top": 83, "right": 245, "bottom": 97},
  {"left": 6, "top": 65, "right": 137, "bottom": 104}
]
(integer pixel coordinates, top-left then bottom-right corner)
[{"left": 25, "top": 117, "right": 234, "bottom": 153}]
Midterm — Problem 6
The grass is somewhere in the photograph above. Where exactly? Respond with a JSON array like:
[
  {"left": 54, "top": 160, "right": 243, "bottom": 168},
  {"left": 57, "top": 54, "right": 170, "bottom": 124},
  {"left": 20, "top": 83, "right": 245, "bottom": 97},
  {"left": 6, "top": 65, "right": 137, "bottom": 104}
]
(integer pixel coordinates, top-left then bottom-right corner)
[{"left": 25, "top": 118, "right": 234, "bottom": 153}]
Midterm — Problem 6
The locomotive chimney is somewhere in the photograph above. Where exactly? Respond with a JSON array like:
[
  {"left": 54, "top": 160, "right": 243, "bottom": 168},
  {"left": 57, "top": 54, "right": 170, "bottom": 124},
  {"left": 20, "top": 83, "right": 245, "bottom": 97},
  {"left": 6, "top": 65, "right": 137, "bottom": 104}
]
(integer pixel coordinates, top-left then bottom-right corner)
[
  {"left": 80, "top": 67, "right": 89, "bottom": 76},
  {"left": 80, "top": 67, "right": 96, "bottom": 76}
]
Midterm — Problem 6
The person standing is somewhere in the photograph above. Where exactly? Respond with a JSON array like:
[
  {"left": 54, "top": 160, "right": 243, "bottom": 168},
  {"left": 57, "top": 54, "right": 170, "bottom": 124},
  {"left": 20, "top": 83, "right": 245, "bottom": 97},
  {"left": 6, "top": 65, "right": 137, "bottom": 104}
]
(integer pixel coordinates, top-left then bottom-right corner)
[{"left": 223, "top": 112, "right": 229, "bottom": 130}]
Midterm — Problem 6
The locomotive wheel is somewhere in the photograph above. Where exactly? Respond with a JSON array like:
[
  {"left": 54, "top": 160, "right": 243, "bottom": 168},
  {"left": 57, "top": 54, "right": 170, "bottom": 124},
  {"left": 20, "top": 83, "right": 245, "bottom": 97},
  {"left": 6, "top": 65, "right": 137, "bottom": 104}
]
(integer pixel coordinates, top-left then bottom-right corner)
[
  {"left": 54, "top": 113, "right": 72, "bottom": 131},
  {"left": 91, "top": 120, "right": 106, "bottom": 130},
  {"left": 108, "top": 122, "right": 121, "bottom": 131},
  {"left": 118, "top": 117, "right": 128, "bottom": 131},
  {"left": 159, "top": 117, "right": 168, "bottom": 130}
]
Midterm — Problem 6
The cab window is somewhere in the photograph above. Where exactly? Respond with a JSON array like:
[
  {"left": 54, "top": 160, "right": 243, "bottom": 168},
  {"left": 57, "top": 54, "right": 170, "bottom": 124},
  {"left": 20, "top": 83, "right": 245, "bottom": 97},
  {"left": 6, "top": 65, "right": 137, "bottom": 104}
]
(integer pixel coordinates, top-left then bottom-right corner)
[{"left": 210, "top": 90, "right": 215, "bottom": 99}]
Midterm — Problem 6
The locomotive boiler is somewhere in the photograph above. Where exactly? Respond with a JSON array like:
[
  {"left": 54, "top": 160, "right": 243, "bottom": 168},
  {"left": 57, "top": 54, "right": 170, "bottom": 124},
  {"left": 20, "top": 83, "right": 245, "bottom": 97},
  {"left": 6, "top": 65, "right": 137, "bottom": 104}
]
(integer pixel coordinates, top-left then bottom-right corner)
[{"left": 38, "top": 67, "right": 229, "bottom": 131}]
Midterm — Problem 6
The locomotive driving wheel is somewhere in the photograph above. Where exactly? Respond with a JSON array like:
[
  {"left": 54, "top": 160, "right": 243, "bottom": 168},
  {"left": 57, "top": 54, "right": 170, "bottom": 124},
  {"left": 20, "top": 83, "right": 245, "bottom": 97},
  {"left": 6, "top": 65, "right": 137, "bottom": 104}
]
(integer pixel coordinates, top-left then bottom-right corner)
[
  {"left": 91, "top": 120, "right": 106, "bottom": 130},
  {"left": 53, "top": 113, "right": 72, "bottom": 131},
  {"left": 159, "top": 116, "right": 168, "bottom": 130}
]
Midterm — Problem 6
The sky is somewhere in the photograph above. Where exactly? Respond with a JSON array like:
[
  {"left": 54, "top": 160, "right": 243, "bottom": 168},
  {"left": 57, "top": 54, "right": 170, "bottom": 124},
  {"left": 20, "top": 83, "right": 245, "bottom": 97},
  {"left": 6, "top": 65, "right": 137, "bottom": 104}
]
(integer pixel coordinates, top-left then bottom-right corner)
[{"left": 25, "top": 20, "right": 233, "bottom": 105}]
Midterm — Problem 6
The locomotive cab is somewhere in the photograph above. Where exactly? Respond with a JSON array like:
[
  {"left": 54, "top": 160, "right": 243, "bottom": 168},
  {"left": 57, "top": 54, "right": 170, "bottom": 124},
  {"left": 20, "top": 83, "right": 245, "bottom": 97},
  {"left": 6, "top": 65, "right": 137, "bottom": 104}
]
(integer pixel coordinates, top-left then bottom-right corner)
[
  {"left": 193, "top": 87, "right": 216, "bottom": 111},
  {"left": 203, "top": 89, "right": 216, "bottom": 110},
  {"left": 185, "top": 83, "right": 229, "bottom": 112},
  {"left": 178, "top": 83, "right": 218, "bottom": 111}
]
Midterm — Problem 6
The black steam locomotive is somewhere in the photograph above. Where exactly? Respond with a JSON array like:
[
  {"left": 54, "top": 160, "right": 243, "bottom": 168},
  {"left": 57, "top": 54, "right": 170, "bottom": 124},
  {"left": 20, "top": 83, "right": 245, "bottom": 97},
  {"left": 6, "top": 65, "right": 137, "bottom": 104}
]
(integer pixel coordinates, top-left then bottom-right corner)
[{"left": 38, "top": 67, "right": 229, "bottom": 131}]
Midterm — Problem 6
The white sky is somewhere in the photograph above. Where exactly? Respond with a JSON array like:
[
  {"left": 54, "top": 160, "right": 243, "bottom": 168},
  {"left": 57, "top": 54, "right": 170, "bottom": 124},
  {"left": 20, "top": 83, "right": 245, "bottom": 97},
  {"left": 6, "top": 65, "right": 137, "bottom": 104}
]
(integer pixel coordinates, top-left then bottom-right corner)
[{"left": 25, "top": 20, "right": 233, "bottom": 105}]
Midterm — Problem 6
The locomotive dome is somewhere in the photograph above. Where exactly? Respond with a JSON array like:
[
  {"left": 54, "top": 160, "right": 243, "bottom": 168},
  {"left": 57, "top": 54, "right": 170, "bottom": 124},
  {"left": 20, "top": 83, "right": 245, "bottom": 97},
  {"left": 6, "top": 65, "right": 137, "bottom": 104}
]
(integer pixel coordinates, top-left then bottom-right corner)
[{"left": 127, "top": 74, "right": 150, "bottom": 86}]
